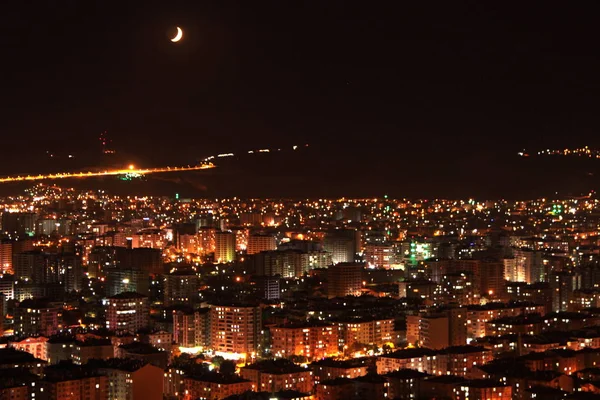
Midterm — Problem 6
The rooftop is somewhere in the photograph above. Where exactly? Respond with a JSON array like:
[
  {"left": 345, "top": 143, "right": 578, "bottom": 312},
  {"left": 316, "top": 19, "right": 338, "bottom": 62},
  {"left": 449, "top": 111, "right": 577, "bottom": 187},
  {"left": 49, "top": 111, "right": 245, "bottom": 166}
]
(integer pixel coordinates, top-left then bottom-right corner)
[
  {"left": 385, "top": 369, "right": 429, "bottom": 380},
  {"left": 243, "top": 359, "right": 307, "bottom": 374},
  {"left": 383, "top": 348, "right": 436, "bottom": 360},
  {"left": 0, "top": 348, "right": 44, "bottom": 365},
  {"left": 311, "top": 357, "right": 371, "bottom": 369},
  {"left": 186, "top": 372, "right": 250, "bottom": 384},
  {"left": 463, "top": 379, "right": 509, "bottom": 388},
  {"left": 119, "top": 342, "right": 163, "bottom": 354},
  {"left": 108, "top": 291, "right": 147, "bottom": 300}
]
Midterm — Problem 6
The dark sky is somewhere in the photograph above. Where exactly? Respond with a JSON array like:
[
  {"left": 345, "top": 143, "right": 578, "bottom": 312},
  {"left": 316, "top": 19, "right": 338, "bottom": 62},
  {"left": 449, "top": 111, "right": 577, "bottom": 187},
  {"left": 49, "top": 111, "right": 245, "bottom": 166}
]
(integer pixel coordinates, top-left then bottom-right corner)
[{"left": 2, "top": 2, "right": 600, "bottom": 198}]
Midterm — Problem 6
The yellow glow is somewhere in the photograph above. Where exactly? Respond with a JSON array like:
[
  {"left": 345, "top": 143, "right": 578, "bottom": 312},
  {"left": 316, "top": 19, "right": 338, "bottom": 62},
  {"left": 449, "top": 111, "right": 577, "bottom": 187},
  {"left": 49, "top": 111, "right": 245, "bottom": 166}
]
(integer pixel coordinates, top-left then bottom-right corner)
[
  {"left": 179, "top": 346, "right": 203, "bottom": 354},
  {"left": 0, "top": 163, "right": 215, "bottom": 183},
  {"left": 129, "top": 164, "right": 135, "bottom": 170}
]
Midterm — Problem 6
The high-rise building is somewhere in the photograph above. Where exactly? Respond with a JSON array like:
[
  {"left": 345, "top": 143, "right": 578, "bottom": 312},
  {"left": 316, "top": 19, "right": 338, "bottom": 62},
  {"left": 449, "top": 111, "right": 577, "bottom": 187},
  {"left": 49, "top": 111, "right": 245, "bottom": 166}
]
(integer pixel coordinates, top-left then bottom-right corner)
[
  {"left": 215, "top": 231, "right": 236, "bottom": 263},
  {"left": 197, "top": 227, "right": 216, "bottom": 256},
  {"left": 247, "top": 234, "right": 277, "bottom": 255},
  {"left": 177, "top": 233, "right": 197, "bottom": 254},
  {"left": 578, "top": 263, "right": 600, "bottom": 289},
  {"left": 550, "top": 271, "right": 579, "bottom": 312},
  {"left": 36, "top": 218, "right": 61, "bottom": 236},
  {"left": 41, "top": 364, "right": 108, "bottom": 400},
  {"left": 172, "top": 308, "right": 211, "bottom": 348},
  {"left": 323, "top": 234, "right": 355, "bottom": 264},
  {"left": 14, "top": 299, "right": 61, "bottom": 337},
  {"left": 0, "top": 275, "right": 15, "bottom": 300},
  {"left": 240, "top": 359, "right": 312, "bottom": 394},
  {"left": 419, "top": 315, "right": 449, "bottom": 349},
  {"left": 2, "top": 212, "right": 36, "bottom": 237},
  {"left": 364, "top": 243, "right": 396, "bottom": 268},
  {"left": 88, "top": 246, "right": 128, "bottom": 279},
  {"left": 53, "top": 253, "right": 82, "bottom": 292},
  {"left": 503, "top": 257, "right": 525, "bottom": 282},
  {"left": 163, "top": 270, "right": 199, "bottom": 306},
  {"left": 105, "top": 268, "right": 148, "bottom": 297},
  {"left": 270, "top": 322, "right": 338, "bottom": 361},
  {"left": 254, "top": 249, "right": 310, "bottom": 278},
  {"left": 335, "top": 317, "right": 394, "bottom": 350},
  {"left": 183, "top": 373, "right": 252, "bottom": 400},
  {"left": 12, "top": 251, "right": 82, "bottom": 292},
  {"left": 253, "top": 276, "right": 280, "bottom": 300},
  {"left": 13, "top": 250, "right": 45, "bottom": 283},
  {"left": 513, "top": 248, "right": 545, "bottom": 284},
  {"left": 480, "top": 258, "right": 506, "bottom": 299},
  {"left": 327, "top": 262, "right": 364, "bottom": 298},
  {"left": 0, "top": 240, "right": 12, "bottom": 274},
  {"left": 95, "top": 359, "right": 164, "bottom": 400},
  {"left": 0, "top": 293, "right": 4, "bottom": 337},
  {"left": 104, "top": 292, "right": 149, "bottom": 334},
  {"left": 210, "top": 303, "right": 262, "bottom": 358},
  {"left": 129, "top": 248, "right": 163, "bottom": 276}
]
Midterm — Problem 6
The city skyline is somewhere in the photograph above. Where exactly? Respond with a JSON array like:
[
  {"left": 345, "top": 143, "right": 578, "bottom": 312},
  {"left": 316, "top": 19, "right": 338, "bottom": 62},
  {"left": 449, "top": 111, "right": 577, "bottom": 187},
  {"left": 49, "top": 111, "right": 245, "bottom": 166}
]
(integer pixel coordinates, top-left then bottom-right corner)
[{"left": 4, "top": 4, "right": 600, "bottom": 399}]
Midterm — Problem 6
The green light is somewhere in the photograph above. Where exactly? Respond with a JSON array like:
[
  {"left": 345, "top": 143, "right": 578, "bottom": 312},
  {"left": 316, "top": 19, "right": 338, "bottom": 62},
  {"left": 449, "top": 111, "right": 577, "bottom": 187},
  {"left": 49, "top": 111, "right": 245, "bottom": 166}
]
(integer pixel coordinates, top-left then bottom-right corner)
[{"left": 175, "top": 193, "right": 180, "bottom": 200}]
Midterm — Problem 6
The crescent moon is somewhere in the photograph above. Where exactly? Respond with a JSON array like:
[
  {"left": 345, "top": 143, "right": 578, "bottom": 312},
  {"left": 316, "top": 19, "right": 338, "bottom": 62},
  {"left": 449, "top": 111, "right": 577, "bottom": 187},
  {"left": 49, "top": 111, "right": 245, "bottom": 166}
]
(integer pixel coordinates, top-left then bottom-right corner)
[{"left": 171, "top": 27, "right": 183, "bottom": 42}]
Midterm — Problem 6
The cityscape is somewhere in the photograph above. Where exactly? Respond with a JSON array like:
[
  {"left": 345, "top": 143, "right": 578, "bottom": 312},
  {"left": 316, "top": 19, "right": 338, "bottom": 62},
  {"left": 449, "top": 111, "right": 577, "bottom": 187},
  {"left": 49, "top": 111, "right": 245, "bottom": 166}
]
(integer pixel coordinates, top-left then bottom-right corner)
[
  {"left": 4, "top": 2, "right": 600, "bottom": 400},
  {"left": 0, "top": 186, "right": 600, "bottom": 399}
]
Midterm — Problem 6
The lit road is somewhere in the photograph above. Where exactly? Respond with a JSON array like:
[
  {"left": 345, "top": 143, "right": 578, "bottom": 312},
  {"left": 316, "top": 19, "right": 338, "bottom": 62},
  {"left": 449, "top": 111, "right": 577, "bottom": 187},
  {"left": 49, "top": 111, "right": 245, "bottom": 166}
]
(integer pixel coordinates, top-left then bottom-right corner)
[{"left": 0, "top": 163, "right": 216, "bottom": 183}]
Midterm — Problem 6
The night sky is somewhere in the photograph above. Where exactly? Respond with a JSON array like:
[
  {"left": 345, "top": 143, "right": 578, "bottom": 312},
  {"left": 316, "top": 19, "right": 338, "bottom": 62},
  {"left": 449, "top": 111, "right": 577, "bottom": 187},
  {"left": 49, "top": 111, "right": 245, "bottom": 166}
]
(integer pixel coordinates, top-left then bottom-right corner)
[{"left": 2, "top": 2, "right": 600, "bottom": 198}]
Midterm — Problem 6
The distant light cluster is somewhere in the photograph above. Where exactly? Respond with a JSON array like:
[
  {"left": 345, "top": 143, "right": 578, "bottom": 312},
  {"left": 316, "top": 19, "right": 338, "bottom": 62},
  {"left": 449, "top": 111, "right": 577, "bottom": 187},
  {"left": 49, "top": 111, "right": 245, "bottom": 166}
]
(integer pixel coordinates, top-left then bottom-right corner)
[
  {"left": 518, "top": 145, "right": 600, "bottom": 158},
  {"left": 202, "top": 144, "right": 308, "bottom": 162}
]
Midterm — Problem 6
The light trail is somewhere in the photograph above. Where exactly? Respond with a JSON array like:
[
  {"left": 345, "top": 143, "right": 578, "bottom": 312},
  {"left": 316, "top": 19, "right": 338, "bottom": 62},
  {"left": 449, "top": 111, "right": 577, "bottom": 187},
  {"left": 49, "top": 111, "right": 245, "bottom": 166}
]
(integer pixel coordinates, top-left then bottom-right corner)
[{"left": 0, "top": 163, "right": 216, "bottom": 183}]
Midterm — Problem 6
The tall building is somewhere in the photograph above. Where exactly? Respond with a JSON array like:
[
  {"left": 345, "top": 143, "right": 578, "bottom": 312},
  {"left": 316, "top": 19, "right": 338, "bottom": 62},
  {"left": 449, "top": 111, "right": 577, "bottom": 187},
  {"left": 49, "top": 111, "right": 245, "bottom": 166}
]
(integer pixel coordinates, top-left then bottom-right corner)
[
  {"left": 480, "top": 258, "right": 506, "bottom": 299},
  {"left": 12, "top": 251, "right": 82, "bottom": 292},
  {"left": 13, "top": 250, "right": 45, "bottom": 283},
  {"left": 14, "top": 299, "right": 61, "bottom": 337},
  {"left": 364, "top": 243, "right": 396, "bottom": 268},
  {"left": 183, "top": 373, "right": 252, "bottom": 400},
  {"left": 95, "top": 359, "right": 164, "bottom": 400},
  {"left": 323, "top": 234, "right": 355, "bottom": 264},
  {"left": 253, "top": 276, "right": 280, "bottom": 300},
  {"left": 49, "top": 253, "right": 82, "bottom": 292},
  {"left": 335, "top": 317, "right": 394, "bottom": 350},
  {"left": 0, "top": 293, "right": 3, "bottom": 337},
  {"left": 172, "top": 308, "right": 211, "bottom": 348},
  {"left": 197, "top": 227, "right": 216, "bottom": 256},
  {"left": 327, "top": 262, "right": 364, "bottom": 298},
  {"left": 2, "top": 212, "right": 36, "bottom": 236},
  {"left": 270, "top": 322, "right": 338, "bottom": 361},
  {"left": 513, "top": 248, "right": 545, "bottom": 284},
  {"left": 128, "top": 248, "right": 163, "bottom": 276},
  {"left": 36, "top": 218, "right": 61, "bottom": 236},
  {"left": 0, "top": 275, "right": 14, "bottom": 299},
  {"left": 105, "top": 268, "right": 148, "bottom": 297},
  {"left": 503, "top": 257, "right": 525, "bottom": 282},
  {"left": 550, "top": 271, "right": 578, "bottom": 312},
  {"left": 104, "top": 292, "right": 149, "bottom": 334},
  {"left": 177, "top": 233, "right": 197, "bottom": 254},
  {"left": 0, "top": 240, "right": 12, "bottom": 274},
  {"left": 247, "top": 234, "right": 277, "bottom": 255},
  {"left": 88, "top": 246, "right": 128, "bottom": 279},
  {"left": 163, "top": 270, "right": 199, "bottom": 306},
  {"left": 419, "top": 315, "right": 449, "bottom": 349},
  {"left": 254, "top": 249, "right": 310, "bottom": 278},
  {"left": 41, "top": 364, "right": 108, "bottom": 400},
  {"left": 240, "top": 359, "right": 312, "bottom": 394},
  {"left": 210, "top": 303, "right": 262, "bottom": 358},
  {"left": 215, "top": 231, "right": 235, "bottom": 263}
]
